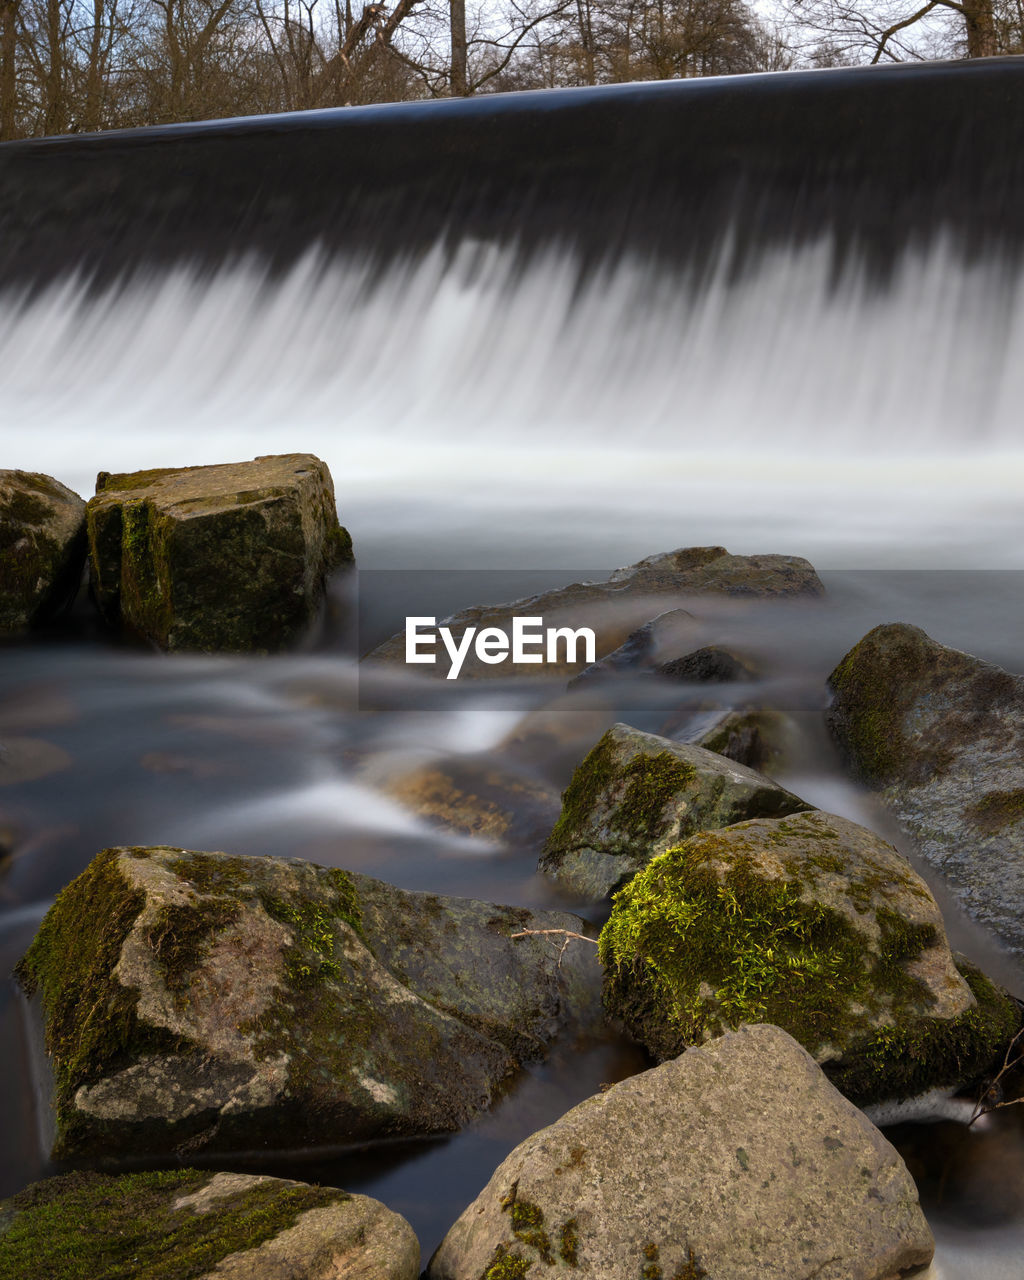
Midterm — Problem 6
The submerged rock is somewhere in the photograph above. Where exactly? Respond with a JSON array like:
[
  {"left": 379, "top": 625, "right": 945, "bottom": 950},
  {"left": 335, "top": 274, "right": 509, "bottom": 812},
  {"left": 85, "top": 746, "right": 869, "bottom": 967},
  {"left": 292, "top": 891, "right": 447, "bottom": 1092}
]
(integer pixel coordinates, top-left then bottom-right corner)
[
  {"left": 691, "top": 706, "right": 794, "bottom": 772},
  {"left": 0, "top": 470, "right": 86, "bottom": 633},
  {"left": 15, "top": 847, "right": 600, "bottom": 1160},
  {"left": 375, "top": 753, "right": 561, "bottom": 845},
  {"left": 0, "top": 1169, "right": 419, "bottom": 1280},
  {"left": 365, "top": 546, "right": 823, "bottom": 679},
  {"left": 600, "top": 809, "right": 1020, "bottom": 1107},
  {"left": 427, "top": 1024, "right": 934, "bottom": 1280},
  {"left": 828, "top": 622, "right": 1024, "bottom": 954},
  {"left": 0, "top": 736, "right": 72, "bottom": 786},
  {"left": 86, "top": 454, "right": 352, "bottom": 653},
  {"left": 657, "top": 643, "right": 758, "bottom": 682},
  {"left": 538, "top": 723, "right": 811, "bottom": 899}
]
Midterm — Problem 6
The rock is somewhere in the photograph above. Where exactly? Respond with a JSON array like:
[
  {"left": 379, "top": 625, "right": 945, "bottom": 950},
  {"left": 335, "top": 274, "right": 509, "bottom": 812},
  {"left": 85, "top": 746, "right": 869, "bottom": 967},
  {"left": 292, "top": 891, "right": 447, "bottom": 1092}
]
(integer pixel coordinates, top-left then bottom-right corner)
[
  {"left": 14, "top": 846, "right": 600, "bottom": 1160},
  {"left": 538, "top": 723, "right": 812, "bottom": 899},
  {"left": 375, "top": 754, "right": 562, "bottom": 845},
  {"left": 599, "top": 809, "right": 1020, "bottom": 1107},
  {"left": 427, "top": 1024, "right": 934, "bottom": 1280},
  {"left": 0, "top": 736, "right": 73, "bottom": 786},
  {"left": 828, "top": 622, "right": 1024, "bottom": 955},
  {"left": 691, "top": 706, "right": 793, "bottom": 771},
  {"left": 656, "top": 644, "right": 758, "bottom": 683},
  {"left": 568, "top": 608, "right": 702, "bottom": 687},
  {"left": 365, "top": 547, "right": 823, "bottom": 679},
  {"left": 85, "top": 454, "right": 352, "bottom": 653},
  {"left": 0, "top": 470, "right": 86, "bottom": 633},
  {"left": 0, "top": 1169, "right": 419, "bottom": 1280}
]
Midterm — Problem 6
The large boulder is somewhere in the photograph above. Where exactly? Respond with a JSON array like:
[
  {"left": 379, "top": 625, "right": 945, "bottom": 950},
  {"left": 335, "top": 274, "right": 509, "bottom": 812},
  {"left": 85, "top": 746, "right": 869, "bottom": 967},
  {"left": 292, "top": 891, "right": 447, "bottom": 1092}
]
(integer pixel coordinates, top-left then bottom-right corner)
[
  {"left": 0, "top": 1169, "right": 419, "bottom": 1279},
  {"left": 427, "top": 1024, "right": 934, "bottom": 1280},
  {"left": 0, "top": 470, "right": 86, "bottom": 633},
  {"left": 85, "top": 454, "right": 353, "bottom": 653},
  {"left": 828, "top": 622, "right": 1024, "bottom": 954},
  {"left": 538, "top": 723, "right": 812, "bottom": 899},
  {"left": 14, "top": 846, "right": 600, "bottom": 1160},
  {"left": 600, "top": 809, "right": 1020, "bottom": 1107},
  {"left": 365, "top": 547, "right": 823, "bottom": 679}
]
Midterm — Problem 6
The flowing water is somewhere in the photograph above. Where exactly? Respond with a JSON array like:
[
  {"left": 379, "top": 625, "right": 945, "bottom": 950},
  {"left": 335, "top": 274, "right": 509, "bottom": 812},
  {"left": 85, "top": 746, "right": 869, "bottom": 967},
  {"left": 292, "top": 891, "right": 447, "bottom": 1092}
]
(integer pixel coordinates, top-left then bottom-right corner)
[{"left": 3, "top": 60, "right": 1024, "bottom": 1276}]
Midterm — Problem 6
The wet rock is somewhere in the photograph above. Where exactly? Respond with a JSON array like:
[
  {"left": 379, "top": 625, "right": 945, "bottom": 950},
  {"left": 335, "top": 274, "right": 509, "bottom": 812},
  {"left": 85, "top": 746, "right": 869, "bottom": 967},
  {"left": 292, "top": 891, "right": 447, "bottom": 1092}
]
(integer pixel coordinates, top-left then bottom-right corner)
[
  {"left": 0, "top": 470, "right": 86, "bottom": 633},
  {"left": 600, "top": 809, "right": 1020, "bottom": 1107},
  {"left": 86, "top": 454, "right": 352, "bottom": 653},
  {"left": 0, "top": 1169, "right": 419, "bottom": 1280},
  {"left": 692, "top": 706, "right": 794, "bottom": 772},
  {"left": 376, "top": 754, "right": 561, "bottom": 845},
  {"left": 828, "top": 622, "right": 1024, "bottom": 955},
  {"left": 0, "top": 736, "right": 73, "bottom": 786},
  {"left": 365, "top": 546, "right": 823, "bottom": 679},
  {"left": 656, "top": 643, "right": 758, "bottom": 682},
  {"left": 538, "top": 723, "right": 812, "bottom": 899},
  {"left": 567, "top": 607, "right": 702, "bottom": 686},
  {"left": 427, "top": 1024, "right": 934, "bottom": 1280},
  {"left": 15, "top": 846, "right": 600, "bottom": 1160}
]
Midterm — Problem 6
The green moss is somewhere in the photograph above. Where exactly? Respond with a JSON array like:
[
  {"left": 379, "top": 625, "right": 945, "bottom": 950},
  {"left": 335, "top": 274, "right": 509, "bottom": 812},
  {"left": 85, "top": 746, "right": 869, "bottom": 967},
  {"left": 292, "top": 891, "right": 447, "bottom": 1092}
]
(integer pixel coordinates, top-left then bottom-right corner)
[
  {"left": 13, "top": 850, "right": 185, "bottom": 1151},
  {"left": 480, "top": 1243, "right": 532, "bottom": 1279},
  {"left": 544, "top": 733, "right": 697, "bottom": 857},
  {"left": 672, "top": 1249, "right": 708, "bottom": 1280},
  {"left": 0, "top": 490, "right": 50, "bottom": 526},
  {"left": 599, "top": 833, "right": 872, "bottom": 1059},
  {"left": 614, "top": 753, "right": 697, "bottom": 846},
  {"left": 258, "top": 871, "right": 362, "bottom": 986},
  {"left": 597, "top": 829, "right": 1011, "bottom": 1104},
  {"left": 147, "top": 900, "right": 243, "bottom": 999},
  {"left": 827, "top": 960, "right": 1022, "bottom": 1106},
  {"left": 168, "top": 854, "right": 252, "bottom": 895},
  {"left": 544, "top": 734, "right": 618, "bottom": 855},
  {"left": 965, "top": 789, "right": 1024, "bottom": 833},
  {"left": 0, "top": 1169, "right": 347, "bottom": 1280},
  {"left": 558, "top": 1218, "right": 579, "bottom": 1267},
  {"left": 827, "top": 628, "right": 956, "bottom": 786}
]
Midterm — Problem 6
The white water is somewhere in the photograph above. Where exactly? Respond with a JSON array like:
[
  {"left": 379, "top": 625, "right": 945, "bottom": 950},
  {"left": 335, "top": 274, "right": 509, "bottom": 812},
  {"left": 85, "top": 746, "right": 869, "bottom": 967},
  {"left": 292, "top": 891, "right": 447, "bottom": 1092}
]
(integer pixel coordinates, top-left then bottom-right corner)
[
  {"left": 4, "top": 228, "right": 1024, "bottom": 1276},
  {"left": 2, "top": 233, "right": 1024, "bottom": 569}
]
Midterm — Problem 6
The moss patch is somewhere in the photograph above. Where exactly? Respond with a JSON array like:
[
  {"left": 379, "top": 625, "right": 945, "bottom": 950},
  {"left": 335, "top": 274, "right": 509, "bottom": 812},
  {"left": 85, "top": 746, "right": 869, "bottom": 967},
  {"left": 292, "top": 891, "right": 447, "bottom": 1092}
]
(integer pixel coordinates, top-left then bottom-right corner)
[
  {"left": 827, "top": 960, "right": 1022, "bottom": 1106},
  {"left": 495, "top": 1184, "right": 580, "bottom": 1272},
  {"left": 13, "top": 850, "right": 185, "bottom": 1149},
  {"left": 965, "top": 789, "right": 1024, "bottom": 834},
  {"left": 0, "top": 1170, "right": 347, "bottom": 1280},
  {"left": 598, "top": 829, "right": 1018, "bottom": 1102},
  {"left": 480, "top": 1243, "right": 532, "bottom": 1279},
  {"left": 544, "top": 732, "right": 697, "bottom": 856}
]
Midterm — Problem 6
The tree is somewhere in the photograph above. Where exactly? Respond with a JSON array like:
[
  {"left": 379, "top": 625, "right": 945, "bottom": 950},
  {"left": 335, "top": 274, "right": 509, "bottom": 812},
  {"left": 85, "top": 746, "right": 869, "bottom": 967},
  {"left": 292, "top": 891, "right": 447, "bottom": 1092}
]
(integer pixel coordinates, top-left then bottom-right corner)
[{"left": 785, "top": 0, "right": 1006, "bottom": 64}]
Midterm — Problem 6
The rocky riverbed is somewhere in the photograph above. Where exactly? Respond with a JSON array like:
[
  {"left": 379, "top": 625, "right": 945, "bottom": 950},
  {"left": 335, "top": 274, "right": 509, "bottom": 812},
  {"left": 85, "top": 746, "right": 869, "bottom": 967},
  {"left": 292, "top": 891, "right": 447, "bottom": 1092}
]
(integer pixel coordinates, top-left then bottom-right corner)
[{"left": 2, "top": 463, "right": 1024, "bottom": 1277}]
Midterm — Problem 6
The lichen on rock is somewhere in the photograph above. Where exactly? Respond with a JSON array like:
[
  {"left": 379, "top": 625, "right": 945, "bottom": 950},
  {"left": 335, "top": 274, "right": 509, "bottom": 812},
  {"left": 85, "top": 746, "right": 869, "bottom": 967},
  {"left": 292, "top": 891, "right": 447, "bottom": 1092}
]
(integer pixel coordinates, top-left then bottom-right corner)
[{"left": 598, "top": 809, "right": 1020, "bottom": 1106}]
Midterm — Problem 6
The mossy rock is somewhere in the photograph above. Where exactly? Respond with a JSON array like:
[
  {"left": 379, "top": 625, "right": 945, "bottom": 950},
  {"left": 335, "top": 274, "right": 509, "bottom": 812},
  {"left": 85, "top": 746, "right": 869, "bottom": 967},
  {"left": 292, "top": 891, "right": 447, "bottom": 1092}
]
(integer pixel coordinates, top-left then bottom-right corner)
[
  {"left": 599, "top": 809, "right": 1021, "bottom": 1107},
  {"left": 14, "top": 846, "right": 600, "bottom": 1160},
  {"left": 0, "top": 470, "right": 86, "bottom": 633},
  {"left": 375, "top": 752, "right": 562, "bottom": 846},
  {"left": 828, "top": 622, "right": 1024, "bottom": 954},
  {"left": 365, "top": 547, "right": 823, "bottom": 679},
  {"left": 538, "top": 723, "right": 812, "bottom": 900},
  {"left": 427, "top": 1025, "right": 933, "bottom": 1280},
  {"left": 0, "top": 1169, "right": 419, "bottom": 1280},
  {"left": 85, "top": 454, "right": 353, "bottom": 653}
]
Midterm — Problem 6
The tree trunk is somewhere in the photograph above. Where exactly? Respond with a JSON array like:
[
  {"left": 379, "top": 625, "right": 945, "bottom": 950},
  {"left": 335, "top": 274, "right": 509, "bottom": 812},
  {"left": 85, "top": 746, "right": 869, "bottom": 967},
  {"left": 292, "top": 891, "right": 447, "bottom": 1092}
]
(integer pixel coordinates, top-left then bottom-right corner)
[
  {"left": 450, "top": 0, "right": 468, "bottom": 94},
  {"left": 964, "top": 0, "right": 997, "bottom": 55},
  {"left": 43, "top": 0, "right": 66, "bottom": 134},
  {"left": 0, "top": 0, "right": 16, "bottom": 139}
]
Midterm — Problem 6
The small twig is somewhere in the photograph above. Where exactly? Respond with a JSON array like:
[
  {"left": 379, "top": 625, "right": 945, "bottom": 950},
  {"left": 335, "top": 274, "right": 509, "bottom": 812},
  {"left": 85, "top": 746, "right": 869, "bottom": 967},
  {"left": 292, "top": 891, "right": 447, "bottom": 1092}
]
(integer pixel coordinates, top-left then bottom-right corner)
[
  {"left": 511, "top": 927, "right": 598, "bottom": 969},
  {"left": 969, "top": 1014, "right": 1024, "bottom": 1127}
]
